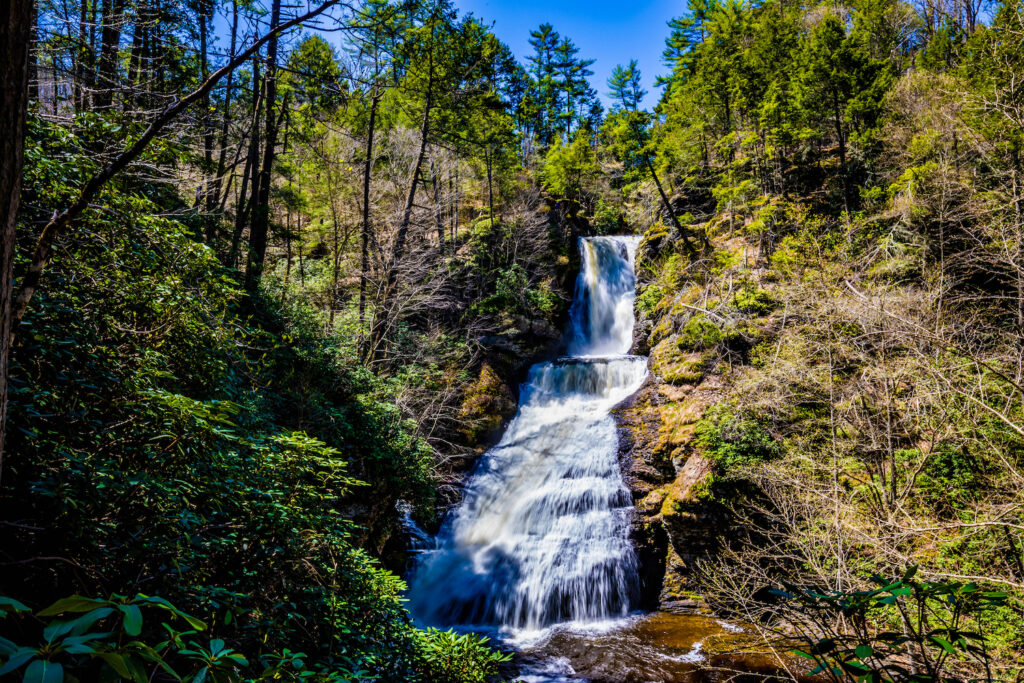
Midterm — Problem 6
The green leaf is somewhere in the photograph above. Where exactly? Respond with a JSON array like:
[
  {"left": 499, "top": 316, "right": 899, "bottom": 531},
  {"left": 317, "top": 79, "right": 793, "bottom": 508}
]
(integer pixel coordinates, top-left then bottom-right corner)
[
  {"left": 0, "top": 636, "right": 19, "bottom": 656},
  {"left": 811, "top": 638, "right": 836, "bottom": 655},
  {"left": 855, "top": 644, "right": 873, "bottom": 660},
  {"left": 136, "top": 596, "right": 204, "bottom": 631},
  {"left": 0, "top": 597, "right": 31, "bottom": 614},
  {"left": 37, "top": 597, "right": 108, "bottom": 617},
  {"left": 0, "top": 648, "right": 35, "bottom": 675},
  {"left": 96, "top": 652, "right": 131, "bottom": 678},
  {"left": 118, "top": 605, "right": 143, "bottom": 636},
  {"left": 841, "top": 660, "right": 871, "bottom": 674},
  {"left": 929, "top": 636, "right": 956, "bottom": 654},
  {"left": 23, "top": 659, "right": 64, "bottom": 683},
  {"left": 225, "top": 653, "right": 248, "bottom": 667},
  {"left": 43, "top": 608, "right": 114, "bottom": 642},
  {"left": 125, "top": 656, "right": 148, "bottom": 683}
]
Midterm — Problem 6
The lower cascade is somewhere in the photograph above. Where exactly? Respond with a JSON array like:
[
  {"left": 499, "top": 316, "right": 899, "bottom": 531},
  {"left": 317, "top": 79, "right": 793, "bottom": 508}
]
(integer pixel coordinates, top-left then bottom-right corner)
[{"left": 409, "top": 236, "right": 647, "bottom": 633}]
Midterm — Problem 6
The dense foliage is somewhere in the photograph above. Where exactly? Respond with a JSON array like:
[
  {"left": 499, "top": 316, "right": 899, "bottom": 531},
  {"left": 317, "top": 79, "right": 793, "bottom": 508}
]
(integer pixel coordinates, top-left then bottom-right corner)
[{"left": 4, "top": 0, "right": 1024, "bottom": 678}]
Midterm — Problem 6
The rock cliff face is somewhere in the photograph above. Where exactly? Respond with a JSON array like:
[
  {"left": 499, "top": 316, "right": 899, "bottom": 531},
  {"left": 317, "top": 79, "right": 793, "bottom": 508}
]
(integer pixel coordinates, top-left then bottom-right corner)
[
  {"left": 614, "top": 230, "right": 774, "bottom": 610},
  {"left": 613, "top": 371, "right": 730, "bottom": 609}
]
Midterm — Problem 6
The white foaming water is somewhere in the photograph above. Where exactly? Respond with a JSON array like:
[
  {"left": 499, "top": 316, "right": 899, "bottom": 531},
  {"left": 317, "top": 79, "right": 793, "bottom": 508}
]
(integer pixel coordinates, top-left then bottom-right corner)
[
  {"left": 408, "top": 236, "right": 646, "bottom": 634},
  {"left": 569, "top": 236, "right": 642, "bottom": 356}
]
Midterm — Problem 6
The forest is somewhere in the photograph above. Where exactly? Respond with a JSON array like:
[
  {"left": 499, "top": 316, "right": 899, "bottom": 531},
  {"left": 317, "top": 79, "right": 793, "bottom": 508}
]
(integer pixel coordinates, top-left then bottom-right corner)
[{"left": 0, "top": 0, "right": 1023, "bottom": 679}]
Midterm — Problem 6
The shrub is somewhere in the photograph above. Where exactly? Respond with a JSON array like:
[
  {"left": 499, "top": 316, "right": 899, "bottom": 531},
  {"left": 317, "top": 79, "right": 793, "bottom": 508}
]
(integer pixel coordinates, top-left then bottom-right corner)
[
  {"left": 694, "top": 404, "right": 781, "bottom": 471},
  {"left": 732, "top": 283, "right": 777, "bottom": 314},
  {"left": 771, "top": 568, "right": 1008, "bottom": 682},
  {"left": 415, "top": 629, "right": 512, "bottom": 683},
  {"left": 3, "top": 116, "right": 438, "bottom": 680},
  {"left": 677, "top": 315, "right": 724, "bottom": 351}
]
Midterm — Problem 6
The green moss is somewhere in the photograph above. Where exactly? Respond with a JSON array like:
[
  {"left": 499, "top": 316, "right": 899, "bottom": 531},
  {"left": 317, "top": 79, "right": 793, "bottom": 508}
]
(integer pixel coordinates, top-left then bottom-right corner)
[
  {"left": 677, "top": 315, "right": 723, "bottom": 352},
  {"left": 659, "top": 466, "right": 716, "bottom": 519},
  {"left": 690, "top": 472, "right": 718, "bottom": 502},
  {"left": 637, "top": 283, "right": 666, "bottom": 317},
  {"left": 732, "top": 283, "right": 776, "bottom": 314},
  {"left": 711, "top": 247, "right": 742, "bottom": 275},
  {"left": 916, "top": 443, "right": 988, "bottom": 516},
  {"left": 651, "top": 338, "right": 711, "bottom": 385},
  {"left": 458, "top": 364, "right": 514, "bottom": 443}
]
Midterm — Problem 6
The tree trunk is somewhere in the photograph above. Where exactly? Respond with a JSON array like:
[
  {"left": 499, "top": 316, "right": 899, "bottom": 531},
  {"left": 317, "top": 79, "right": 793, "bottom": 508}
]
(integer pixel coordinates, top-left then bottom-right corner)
[
  {"left": 199, "top": 7, "right": 215, "bottom": 240},
  {"left": 448, "top": 167, "right": 456, "bottom": 244},
  {"left": 358, "top": 89, "right": 379, "bottom": 336},
  {"left": 244, "top": 0, "right": 281, "bottom": 292},
  {"left": 832, "top": 88, "right": 850, "bottom": 217},
  {"left": 646, "top": 157, "right": 699, "bottom": 256},
  {"left": 208, "top": 0, "right": 238, "bottom": 214},
  {"left": 27, "top": 0, "right": 37, "bottom": 104},
  {"left": 367, "top": 52, "right": 433, "bottom": 360},
  {"left": 432, "top": 158, "right": 444, "bottom": 257},
  {"left": 486, "top": 144, "right": 495, "bottom": 225},
  {"left": 126, "top": 0, "right": 144, "bottom": 103},
  {"left": 392, "top": 56, "right": 433, "bottom": 266},
  {"left": 282, "top": 227, "right": 291, "bottom": 304},
  {"left": 0, "top": 0, "right": 33, "bottom": 482},
  {"left": 74, "top": 0, "right": 90, "bottom": 110},
  {"left": 229, "top": 57, "right": 262, "bottom": 267},
  {"left": 94, "top": 0, "right": 124, "bottom": 109},
  {"left": 451, "top": 166, "right": 458, "bottom": 243}
]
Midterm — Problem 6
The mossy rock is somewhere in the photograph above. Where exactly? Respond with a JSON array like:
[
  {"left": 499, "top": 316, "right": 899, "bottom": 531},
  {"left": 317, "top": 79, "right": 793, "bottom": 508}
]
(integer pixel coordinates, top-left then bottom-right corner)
[
  {"left": 651, "top": 337, "right": 712, "bottom": 385},
  {"left": 732, "top": 285, "right": 776, "bottom": 314},
  {"left": 659, "top": 456, "right": 716, "bottom": 520},
  {"left": 649, "top": 314, "right": 677, "bottom": 347},
  {"left": 656, "top": 399, "right": 704, "bottom": 449},
  {"left": 458, "top": 363, "right": 516, "bottom": 445},
  {"left": 660, "top": 545, "right": 703, "bottom": 607},
  {"left": 677, "top": 315, "right": 724, "bottom": 352},
  {"left": 638, "top": 487, "right": 667, "bottom": 516}
]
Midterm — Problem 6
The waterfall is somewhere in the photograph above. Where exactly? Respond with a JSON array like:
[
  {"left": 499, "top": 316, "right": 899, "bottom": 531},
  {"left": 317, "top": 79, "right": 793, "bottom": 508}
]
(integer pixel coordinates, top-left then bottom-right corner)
[{"left": 408, "top": 236, "right": 646, "bottom": 633}]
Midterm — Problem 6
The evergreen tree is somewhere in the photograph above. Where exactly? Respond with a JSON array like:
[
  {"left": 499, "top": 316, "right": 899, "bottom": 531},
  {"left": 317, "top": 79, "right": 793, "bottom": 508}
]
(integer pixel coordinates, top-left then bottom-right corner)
[{"left": 608, "top": 59, "right": 647, "bottom": 112}]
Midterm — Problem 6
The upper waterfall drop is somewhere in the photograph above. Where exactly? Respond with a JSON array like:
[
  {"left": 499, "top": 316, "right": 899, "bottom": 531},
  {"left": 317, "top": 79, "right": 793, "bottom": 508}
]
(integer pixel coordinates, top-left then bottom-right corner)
[
  {"left": 568, "top": 236, "right": 642, "bottom": 357},
  {"left": 408, "top": 235, "right": 647, "bottom": 634}
]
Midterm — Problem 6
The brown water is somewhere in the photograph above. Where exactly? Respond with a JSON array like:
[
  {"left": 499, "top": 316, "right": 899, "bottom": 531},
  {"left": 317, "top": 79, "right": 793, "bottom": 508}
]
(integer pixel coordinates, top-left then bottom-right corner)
[{"left": 511, "top": 612, "right": 795, "bottom": 683}]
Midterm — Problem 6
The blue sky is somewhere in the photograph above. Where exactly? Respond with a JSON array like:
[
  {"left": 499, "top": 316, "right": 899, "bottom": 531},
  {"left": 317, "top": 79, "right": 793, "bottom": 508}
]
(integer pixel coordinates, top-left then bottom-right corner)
[{"left": 450, "top": 0, "right": 680, "bottom": 109}]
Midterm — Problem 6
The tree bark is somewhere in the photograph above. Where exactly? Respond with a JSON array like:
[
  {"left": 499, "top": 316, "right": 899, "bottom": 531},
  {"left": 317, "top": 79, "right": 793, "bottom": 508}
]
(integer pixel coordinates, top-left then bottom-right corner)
[
  {"left": 832, "top": 87, "right": 851, "bottom": 217},
  {"left": 208, "top": 0, "right": 238, "bottom": 214},
  {"left": 358, "top": 88, "right": 379, "bottom": 334},
  {"left": 198, "top": 5, "right": 215, "bottom": 240},
  {"left": 94, "top": 0, "right": 124, "bottom": 109},
  {"left": 486, "top": 144, "right": 494, "bottom": 225},
  {"left": 391, "top": 53, "right": 433, "bottom": 267},
  {"left": 432, "top": 158, "right": 444, "bottom": 257},
  {"left": 367, "top": 50, "right": 433, "bottom": 360},
  {"left": 229, "top": 57, "right": 262, "bottom": 267},
  {"left": 646, "top": 157, "right": 699, "bottom": 257},
  {"left": 74, "top": 0, "right": 91, "bottom": 110},
  {"left": 126, "top": 0, "right": 144, "bottom": 103},
  {"left": 1, "top": 0, "right": 34, "bottom": 482},
  {"left": 244, "top": 0, "right": 282, "bottom": 291}
]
